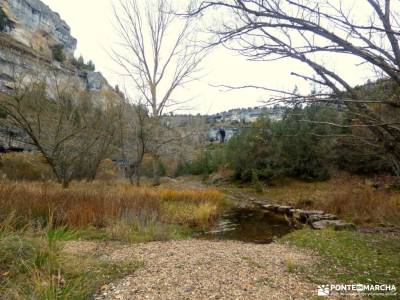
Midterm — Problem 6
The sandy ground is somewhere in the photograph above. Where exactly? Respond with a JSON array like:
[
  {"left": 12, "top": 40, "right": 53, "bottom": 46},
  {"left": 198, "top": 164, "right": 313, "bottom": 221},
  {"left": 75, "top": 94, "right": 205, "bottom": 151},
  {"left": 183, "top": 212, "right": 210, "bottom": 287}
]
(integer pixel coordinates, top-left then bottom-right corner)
[{"left": 64, "top": 239, "right": 318, "bottom": 300}]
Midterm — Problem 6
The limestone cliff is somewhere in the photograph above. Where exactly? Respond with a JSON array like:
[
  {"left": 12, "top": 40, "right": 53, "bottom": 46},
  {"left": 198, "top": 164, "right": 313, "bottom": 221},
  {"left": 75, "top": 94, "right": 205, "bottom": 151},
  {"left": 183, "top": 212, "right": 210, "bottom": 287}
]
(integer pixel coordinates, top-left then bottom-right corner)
[
  {"left": 0, "top": 0, "right": 77, "bottom": 56},
  {"left": 0, "top": 0, "right": 116, "bottom": 95},
  {"left": 0, "top": 0, "right": 120, "bottom": 151}
]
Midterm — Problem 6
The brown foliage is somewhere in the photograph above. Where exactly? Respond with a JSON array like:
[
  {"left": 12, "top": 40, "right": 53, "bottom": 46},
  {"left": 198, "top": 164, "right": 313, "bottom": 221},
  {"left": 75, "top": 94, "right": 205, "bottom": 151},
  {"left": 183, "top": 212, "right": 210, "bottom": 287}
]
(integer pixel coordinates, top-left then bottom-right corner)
[
  {"left": 0, "top": 152, "right": 53, "bottom": 180},
  {"left": 321, "top": 187, "right": 400, "bottom": 226},
  {"left": 262, "top": 173, "right": 400, "bottom": 226},
  {"left": 0, "top": 181, "right": 226, "bottom": 229}
]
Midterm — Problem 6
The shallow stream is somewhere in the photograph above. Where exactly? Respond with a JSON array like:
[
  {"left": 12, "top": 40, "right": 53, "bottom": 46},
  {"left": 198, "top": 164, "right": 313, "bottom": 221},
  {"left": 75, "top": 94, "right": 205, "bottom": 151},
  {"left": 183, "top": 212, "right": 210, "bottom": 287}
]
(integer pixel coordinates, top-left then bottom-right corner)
[{"left": 199, "top": 207, "right": 293, "bottom": 244}]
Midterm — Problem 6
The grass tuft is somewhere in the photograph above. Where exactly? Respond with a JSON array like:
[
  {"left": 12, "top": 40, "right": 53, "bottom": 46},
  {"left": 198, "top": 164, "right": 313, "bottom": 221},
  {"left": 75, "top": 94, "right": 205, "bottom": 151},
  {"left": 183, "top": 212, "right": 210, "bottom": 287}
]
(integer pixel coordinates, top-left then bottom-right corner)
[
  {"left": 281, "top": 229, "right": 400, "bottom": 287},
  {"left": 0, "top": 222, "right": 141, "bottom": 299}
]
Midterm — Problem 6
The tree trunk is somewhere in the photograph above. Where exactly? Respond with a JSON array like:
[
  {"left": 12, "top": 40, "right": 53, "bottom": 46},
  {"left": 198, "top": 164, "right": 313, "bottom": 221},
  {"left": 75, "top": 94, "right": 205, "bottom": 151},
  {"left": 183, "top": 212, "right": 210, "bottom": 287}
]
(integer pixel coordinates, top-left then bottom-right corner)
[
  {"left": 62, "top": 179, "right": 70, "bottom": 189},
  {"left": 135, "top": 163, "right": 141, "bottom": 187},
  {"left": 152, "top": 155, "right": 161, "bottom": 186},
  {"left": 127, "top": 163, "right": 135, "bottom": 185}
]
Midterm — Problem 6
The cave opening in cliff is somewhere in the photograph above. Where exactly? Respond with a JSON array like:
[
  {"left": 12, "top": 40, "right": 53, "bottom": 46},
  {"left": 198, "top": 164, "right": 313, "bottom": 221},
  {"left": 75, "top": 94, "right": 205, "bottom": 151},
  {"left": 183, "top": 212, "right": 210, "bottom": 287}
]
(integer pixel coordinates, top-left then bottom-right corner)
[{"left": 0, "top": 9, "right": 12, "bottom": 32}]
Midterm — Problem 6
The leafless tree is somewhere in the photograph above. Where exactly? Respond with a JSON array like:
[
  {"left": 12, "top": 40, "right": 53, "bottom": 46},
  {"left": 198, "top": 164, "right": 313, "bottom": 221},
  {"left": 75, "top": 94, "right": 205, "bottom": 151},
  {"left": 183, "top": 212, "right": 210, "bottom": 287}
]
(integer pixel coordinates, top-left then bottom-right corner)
[
  {"left": 0, "top": 72, "right": 121, "bottom": 188},
  {"left": 119, "top": 100, "right": 151, "bottom": 186},
  {"left": 190, "top": 0, "right": 400, "bottom": 164},
  {"left": 112, "top": 0, "right": 207, "bottom": 185}
]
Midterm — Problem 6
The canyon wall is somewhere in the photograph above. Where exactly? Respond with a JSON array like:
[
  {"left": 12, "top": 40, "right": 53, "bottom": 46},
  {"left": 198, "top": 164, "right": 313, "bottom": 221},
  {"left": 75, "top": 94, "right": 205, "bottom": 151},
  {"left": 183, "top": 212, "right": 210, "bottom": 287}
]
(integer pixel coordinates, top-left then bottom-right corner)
[{"left": 0, "top": 0, "right": 120, "bottom": 151}]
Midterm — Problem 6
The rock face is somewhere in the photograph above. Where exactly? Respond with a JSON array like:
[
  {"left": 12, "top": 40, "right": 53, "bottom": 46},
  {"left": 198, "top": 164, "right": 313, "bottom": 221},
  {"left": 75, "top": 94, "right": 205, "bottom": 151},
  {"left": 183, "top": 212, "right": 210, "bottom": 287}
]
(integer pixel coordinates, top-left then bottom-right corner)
[
  {"left": 0, "top": 0, "right": 76, "bottom": 55},
  {"left": 0, "top": 0, "right": 120, "bottom": 151},
  {"left": 0, "top": 124, "right": 33, "bottom": 152},
  {"left": 0, "top": 0, "right": 115, "bottom": 95}
]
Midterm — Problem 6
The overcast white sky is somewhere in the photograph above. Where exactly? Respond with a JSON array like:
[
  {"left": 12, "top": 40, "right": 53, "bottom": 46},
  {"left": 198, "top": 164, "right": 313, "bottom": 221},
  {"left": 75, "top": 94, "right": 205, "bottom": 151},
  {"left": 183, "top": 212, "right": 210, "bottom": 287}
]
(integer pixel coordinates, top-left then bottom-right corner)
[{"left": 41, "top": 0, "right": 374, "bottom": 115}]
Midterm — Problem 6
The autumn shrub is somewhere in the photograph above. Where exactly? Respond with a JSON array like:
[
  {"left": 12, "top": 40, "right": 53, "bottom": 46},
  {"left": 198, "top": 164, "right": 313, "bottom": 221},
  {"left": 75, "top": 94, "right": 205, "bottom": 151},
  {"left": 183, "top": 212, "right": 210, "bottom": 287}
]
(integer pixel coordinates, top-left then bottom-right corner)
[
  {"left": 321, "top": 187, "right": 400, "bottom": 226},
  {"left": 161, "top": 201, "right": 219, "bottom": 230},
  {"left": 0, "top": 181, "right": 227, "bottom": 231},
  {"left": 0, "top": 152, "right": 53, "bottom": 181},
  {"left": 140, "top": 154, "right": 166, "bottom": 177},
  {"left": 261, "top": 174, "right": 400, "bottom": 226},
  {"left": 95, "top": 159, "right": 119, "bottom": 180},
  {"left": 105, "top": 217, "right": 191, "bottom": 243},
  {"left": 159, "top": 188, "right": 224, "bottom": 205}
]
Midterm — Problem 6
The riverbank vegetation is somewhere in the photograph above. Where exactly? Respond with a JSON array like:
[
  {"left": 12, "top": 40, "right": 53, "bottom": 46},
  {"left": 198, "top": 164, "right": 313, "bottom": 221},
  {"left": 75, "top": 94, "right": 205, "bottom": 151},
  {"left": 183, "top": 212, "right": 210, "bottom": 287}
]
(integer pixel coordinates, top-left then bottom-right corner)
[
  {"left": 282, "top": 229, "right": 400, "bottom": 290},
  {"left": 0, "top": 217, "right": 142, "bottom": 299},
  {"left": 0, "top": 179, "right": 228, "bottom": 297},
  {"left": 176, "top": 102, "right": 400, "bottom": 228},
  {"left": 220, "top": 173, "right": 400, "bottom": 227},
  {"left": 0, "top": 171, "right": 231, "bottom": 299},
  {"left": 0, "top": 180, "right": 227, "bottom": 239}
]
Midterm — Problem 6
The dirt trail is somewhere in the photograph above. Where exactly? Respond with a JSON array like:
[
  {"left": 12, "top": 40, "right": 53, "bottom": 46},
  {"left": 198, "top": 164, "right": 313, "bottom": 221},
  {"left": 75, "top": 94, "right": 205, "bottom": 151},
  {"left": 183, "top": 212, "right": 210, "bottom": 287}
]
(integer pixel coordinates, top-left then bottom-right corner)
[{"left": 65, "top": 240, "right": 317, "bottom": 300}]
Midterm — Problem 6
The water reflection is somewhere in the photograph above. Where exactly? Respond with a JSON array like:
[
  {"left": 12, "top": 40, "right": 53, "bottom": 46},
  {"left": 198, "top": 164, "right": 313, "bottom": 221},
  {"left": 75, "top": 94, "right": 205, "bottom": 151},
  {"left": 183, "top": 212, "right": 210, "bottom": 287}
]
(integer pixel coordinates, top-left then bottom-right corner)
[{"left": 200, "top": 207, "right": 293, "bottom": 244}]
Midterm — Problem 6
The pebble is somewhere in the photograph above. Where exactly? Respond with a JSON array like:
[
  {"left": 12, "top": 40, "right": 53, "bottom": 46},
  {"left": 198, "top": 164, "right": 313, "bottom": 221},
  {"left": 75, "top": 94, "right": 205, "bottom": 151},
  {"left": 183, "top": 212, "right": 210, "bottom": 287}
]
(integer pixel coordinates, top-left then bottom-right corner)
[{"left": 68, "top": 240, "right": 320, "bottom": 300}]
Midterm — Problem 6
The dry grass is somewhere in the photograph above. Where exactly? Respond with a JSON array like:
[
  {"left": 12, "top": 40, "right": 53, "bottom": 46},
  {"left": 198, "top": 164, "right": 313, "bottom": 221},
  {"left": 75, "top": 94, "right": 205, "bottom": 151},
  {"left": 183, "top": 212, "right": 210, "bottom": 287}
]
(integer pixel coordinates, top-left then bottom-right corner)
[
  {"left": 259, "top": 173, "right": 400, "bottom": 226},
  {"left": 0, "top": 180, "right": 227, "bottom": 231},
  {"left": 0, "top": 217, "right": 142, "bottom": 299},
  {"left": 0, "top": 152, "right": 53, "bottom": 181},
  {"left": 320, "top": 187, "right": 400, "bottom": 226}
]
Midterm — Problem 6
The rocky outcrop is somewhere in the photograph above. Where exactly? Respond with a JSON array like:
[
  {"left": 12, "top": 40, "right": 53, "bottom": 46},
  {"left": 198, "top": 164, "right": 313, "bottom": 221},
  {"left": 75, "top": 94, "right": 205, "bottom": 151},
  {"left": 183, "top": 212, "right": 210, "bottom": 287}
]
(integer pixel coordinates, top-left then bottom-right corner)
[
  {"left": 0, "top": 124, "right": 33, "bottom": 152},
  {"left": 0, "top": 0, "right": 117, "bottom": 96},
  {"left": 0, "top": 0, "right": 76, "bottom": 56},
  {"left": 0, "top": 0, "right": 121, "bottom": 151}
]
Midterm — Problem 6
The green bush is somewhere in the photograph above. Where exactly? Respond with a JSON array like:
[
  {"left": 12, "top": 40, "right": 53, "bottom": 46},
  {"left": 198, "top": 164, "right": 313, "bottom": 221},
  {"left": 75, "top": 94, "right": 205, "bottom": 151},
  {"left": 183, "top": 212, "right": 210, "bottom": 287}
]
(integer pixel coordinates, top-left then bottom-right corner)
[
  {"left": 51, "top": 45, "right": 65, "bottom": 62},
  {"left": 225, "top": 107, "right": 334, "bottom": 182},
  {"left": 251, "top": 169, "right": 263, "bottom": 193},
  {"left": 87, "top": 60, "right": 95, "bottom": 71},
  {"left": 71, "top": 56, "right": 96, "bottom": 71},
  {"left": 175, "top": 146, "right": 224, "bottom": 177},
  {"left": 225, "top": 117, "right": 286, "bottom": 181},
  {"left": 225, "top": 103, "right": 400, "bottom": 182},
  {"left": 0, "top": 107, "right": 7, "bottom": 118}
]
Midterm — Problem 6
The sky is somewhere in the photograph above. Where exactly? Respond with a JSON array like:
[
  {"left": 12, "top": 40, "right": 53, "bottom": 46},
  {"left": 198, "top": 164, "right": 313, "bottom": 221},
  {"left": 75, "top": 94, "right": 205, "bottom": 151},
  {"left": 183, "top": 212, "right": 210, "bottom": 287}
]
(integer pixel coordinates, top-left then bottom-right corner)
[{"left": 41, "top": 0, "right": 375, "bottom": 115}]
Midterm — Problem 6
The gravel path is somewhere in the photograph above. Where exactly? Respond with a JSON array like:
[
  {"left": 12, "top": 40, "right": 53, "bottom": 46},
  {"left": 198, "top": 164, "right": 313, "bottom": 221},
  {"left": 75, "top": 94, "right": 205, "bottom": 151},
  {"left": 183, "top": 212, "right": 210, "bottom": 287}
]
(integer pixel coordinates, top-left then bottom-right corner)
[{"left": 65, "top": 240, "right": 317, "bottom": 299}]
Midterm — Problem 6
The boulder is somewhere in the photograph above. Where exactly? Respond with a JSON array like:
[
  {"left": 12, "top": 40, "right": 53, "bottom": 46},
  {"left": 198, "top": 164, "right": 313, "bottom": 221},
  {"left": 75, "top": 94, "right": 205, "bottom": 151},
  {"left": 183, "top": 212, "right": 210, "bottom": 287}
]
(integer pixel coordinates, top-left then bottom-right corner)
[
  {"left": 301, "top": 210, "right": 324, "bottom": 217},
  {"left": 307, "top": 213, "right": 338, "bottom": 224},
  {"left": 269, "top": 204, "right": 281, "bottom": 212},
  {"left": 311, "top": 220, "right": 356, "bottom": 231},
  {"left": 259, "top": 203, "right": 280, "bottom": 212},
  {"left": 260, "top": 204, "right": 273, "bottom": 209},
  {"left": 276, "top": 205, "right": 294, "bottom": 214},
  {"left": 254, "top": 201, "right": 268, "bottom": 207},
  {"left": 289, "top": 209, "right": 323, "bottom": 222}
]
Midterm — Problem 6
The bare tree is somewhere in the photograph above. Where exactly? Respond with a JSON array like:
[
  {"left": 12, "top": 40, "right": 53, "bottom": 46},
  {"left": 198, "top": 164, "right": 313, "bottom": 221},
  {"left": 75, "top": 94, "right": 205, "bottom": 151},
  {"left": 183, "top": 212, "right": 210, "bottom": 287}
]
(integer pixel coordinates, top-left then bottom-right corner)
[
  {"left": 112, "top": 0, "right": 207, "bottom": 185},
  {"left": 190, "top": 0, "right": 400, "bottom": 165},
  {"left": 0, "top": 73, "right": 121, "bottom": 188},
  {"left": 119, "top": 100, "right": 151, "bottom": 186},
  {"left": 72, "top": 92, "right": 122, "bottom": 182}
]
